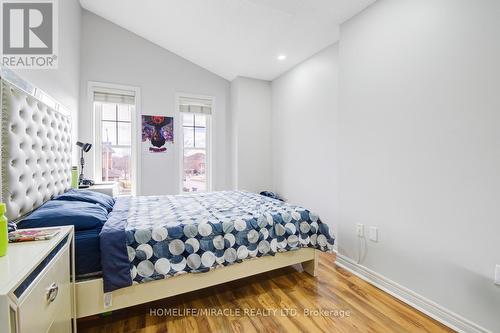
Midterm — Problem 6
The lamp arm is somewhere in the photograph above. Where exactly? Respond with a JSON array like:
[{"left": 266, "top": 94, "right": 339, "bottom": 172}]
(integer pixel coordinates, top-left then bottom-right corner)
[{"left": 79, "top": 148, "right": 85, "bottom": 184}]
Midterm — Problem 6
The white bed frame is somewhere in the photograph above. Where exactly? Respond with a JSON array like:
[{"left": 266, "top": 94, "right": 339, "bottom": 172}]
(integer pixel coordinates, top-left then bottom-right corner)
[
  {"left": 76, "top": 248, "right": 319, "bottom": 318},
  {"left": 0, "top": 70, "right": 320, "bottom": 321}
]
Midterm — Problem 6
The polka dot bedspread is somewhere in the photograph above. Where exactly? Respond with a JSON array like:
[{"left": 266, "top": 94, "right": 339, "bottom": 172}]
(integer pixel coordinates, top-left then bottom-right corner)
[{"left": 100, "top": 191, "right": 335, "bottom": 292}]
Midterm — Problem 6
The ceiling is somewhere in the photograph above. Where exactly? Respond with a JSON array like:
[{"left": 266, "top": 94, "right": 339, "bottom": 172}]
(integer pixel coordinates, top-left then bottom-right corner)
[{"left": 79, "top": 0, "right": 375, "bottom": 81}]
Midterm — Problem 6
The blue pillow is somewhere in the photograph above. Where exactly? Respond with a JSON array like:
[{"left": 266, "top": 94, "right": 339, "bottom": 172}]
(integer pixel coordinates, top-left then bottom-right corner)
[
  {"left": 18, "top": 200, "right": 109, "bottom": 231},
  {"left": 54, "top": 189, "right": 115, "bottom": 212}
]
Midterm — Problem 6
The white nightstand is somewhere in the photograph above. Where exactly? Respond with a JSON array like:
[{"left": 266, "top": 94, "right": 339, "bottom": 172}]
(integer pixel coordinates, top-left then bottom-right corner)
[
  {"left": 81, "top": 182, "right": 118, "bottom": 197},
  {"left": 0, "top": 226, "right": 75, "bottom": 333}
]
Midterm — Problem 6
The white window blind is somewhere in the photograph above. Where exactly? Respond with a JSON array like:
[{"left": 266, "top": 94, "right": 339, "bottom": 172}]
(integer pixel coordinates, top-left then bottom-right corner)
[
  {"left": 94, "top": 87, "right": 135, "bottom": 105},
  {"left": 179, "top": 96, "right": 212, "bottom": 115}
]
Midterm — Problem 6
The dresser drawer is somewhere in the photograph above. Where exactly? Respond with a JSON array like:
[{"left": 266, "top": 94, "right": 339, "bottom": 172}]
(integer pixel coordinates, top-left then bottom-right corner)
[{"left": 17, "top": 247, "right": 71, "bottom": 333}]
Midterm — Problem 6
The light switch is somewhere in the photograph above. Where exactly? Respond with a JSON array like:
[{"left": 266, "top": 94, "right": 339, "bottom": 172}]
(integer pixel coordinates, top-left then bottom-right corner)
[
  {"left": 369, "top": 226, "right": 378, "bottom": 242},
  {"left": 356, "top": 224, "right": 364, "bottom": 237}
]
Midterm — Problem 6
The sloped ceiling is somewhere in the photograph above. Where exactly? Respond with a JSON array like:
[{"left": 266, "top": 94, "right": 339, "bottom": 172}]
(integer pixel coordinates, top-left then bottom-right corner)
[{"left": 80, "top": 0, "right": 375, "bottom": 80}]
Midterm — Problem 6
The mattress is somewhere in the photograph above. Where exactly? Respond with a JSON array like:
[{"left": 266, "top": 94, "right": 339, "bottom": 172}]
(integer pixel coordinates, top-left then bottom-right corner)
[
  {"left": 75, "top": 227, "right": 102, "bottom": 278},
  {"left": 16, "top": 223, "right": 103, "bottom": 279},
  {"left": 100, "top": 191, "right": 335, "bottom": 292}
]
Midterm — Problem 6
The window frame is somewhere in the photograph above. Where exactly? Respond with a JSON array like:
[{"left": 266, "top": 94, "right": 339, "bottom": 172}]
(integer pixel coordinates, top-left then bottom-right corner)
[
  {"left": 89, "top": 81, "right": 141, "bottom": 196},
  {"left": 94, "top": 102, "right": 134, "bottom": 194},
  {"left": 176, "top": 93, "right": 213, "bottom": 194}
]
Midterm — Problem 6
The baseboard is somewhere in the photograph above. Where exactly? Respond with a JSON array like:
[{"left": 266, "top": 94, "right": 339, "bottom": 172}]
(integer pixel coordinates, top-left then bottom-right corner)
[{"left": 335, "top": 254, "right": 490, "bottom": 333}]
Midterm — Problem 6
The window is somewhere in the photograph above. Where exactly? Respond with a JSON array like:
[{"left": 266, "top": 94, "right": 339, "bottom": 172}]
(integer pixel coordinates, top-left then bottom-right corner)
[
  {"left": 93, "top": 86, "right": 137, "bottom": 195},
  {"left": 179, "top": 97, "right": 212, "bottom": 193}
]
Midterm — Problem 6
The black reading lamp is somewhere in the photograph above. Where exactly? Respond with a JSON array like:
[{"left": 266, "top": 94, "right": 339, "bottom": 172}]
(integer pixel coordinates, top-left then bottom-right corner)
[{"left": 76, "top": 141, "right": 92, "bottom": 186}]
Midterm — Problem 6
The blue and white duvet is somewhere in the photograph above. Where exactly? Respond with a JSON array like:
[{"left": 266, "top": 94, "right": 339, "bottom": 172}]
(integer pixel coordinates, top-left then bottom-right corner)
[{"left": 100, "top": 191, "right": 335, "bottom": 292}]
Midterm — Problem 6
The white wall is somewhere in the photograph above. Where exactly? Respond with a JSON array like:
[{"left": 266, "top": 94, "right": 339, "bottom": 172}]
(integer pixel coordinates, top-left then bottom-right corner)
[
  {"left": 338, "top": 0, "right": 500, "bottom": 331},
  {"left": 230, "top": 77, "right": 272, "bottom": 192},
  {"left": 271, "top": 44, "right": 339, "bottom": 237},
  {"left": 14, "top": 0, "right": 82, "bottom": 163},
  {"left": 79, "top": 11, "right": 230, "bottom": 195},
  {"left": 228, "top": 78, "right": 238, "bottom": 189}
]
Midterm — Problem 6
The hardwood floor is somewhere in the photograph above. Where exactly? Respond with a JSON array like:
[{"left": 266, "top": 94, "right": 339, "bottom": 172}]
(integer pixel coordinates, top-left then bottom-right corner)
[{"left": 77, "top": 253, "right": 454, "bottom": 333}]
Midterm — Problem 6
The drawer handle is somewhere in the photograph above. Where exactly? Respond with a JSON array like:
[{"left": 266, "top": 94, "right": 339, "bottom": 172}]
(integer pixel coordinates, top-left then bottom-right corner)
[{"left": 46, "top": 283, "right": 58, "bottom": 303}]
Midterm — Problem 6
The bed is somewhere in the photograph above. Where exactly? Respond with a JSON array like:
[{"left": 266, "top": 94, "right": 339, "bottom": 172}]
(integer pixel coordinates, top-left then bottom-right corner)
[
  {"left": 0, "top": 70, "right": 335, "bottom": 320},
  {"left": 74, "top": 228, "right": 102, "bottom": 277}
]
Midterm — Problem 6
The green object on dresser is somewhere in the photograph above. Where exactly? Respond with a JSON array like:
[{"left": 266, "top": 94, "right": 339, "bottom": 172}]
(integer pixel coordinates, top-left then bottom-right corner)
[
  {"left": 0, "top": 203, "right": 7, "bottom": 257},
  {"left": 71, "top": 166, "right": 79, "bottom": 189}
]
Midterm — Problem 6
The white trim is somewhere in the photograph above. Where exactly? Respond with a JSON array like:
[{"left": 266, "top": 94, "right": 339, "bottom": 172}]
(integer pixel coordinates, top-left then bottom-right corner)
[
  {"left": 175, "top": 92, "right": 214, "bottom": 194},
  {"left": 87, "top": 81, "right": 142, "bottom": 196},
  {"left": 335, "top": 253, "right": 491, "bottom": 333}
]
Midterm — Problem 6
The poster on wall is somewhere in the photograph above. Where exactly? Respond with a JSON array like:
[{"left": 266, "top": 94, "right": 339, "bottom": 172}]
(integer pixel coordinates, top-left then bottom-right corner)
[{"left": 142, "top": 115, "right": 174, "bottom": 153}]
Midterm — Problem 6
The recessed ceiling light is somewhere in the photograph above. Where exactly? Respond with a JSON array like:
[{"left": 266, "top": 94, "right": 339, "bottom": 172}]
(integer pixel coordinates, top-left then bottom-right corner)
[{"left": 277, "top": 54, "right": 287, "bottom": 61}]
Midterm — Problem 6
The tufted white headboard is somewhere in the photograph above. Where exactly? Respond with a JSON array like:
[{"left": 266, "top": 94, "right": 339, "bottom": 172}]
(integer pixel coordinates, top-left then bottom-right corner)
[{"left": 0, "top": 72, "right": 72, "bottom": 221}]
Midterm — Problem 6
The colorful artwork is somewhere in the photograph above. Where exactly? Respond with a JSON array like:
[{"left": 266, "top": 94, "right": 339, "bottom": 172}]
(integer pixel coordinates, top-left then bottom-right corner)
[{"left": 142, "top": 115, "right": 174, "bottom": 153}]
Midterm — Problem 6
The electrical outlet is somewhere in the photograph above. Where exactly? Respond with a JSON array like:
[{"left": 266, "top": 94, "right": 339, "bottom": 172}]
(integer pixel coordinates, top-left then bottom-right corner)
[
  {"left": 495, "top": 265, "right": 500, "bottom": 286},
  {"left": 356, "top": 224, "right": 364, "bottom": 237},
  {"left": 369, "top": 226, "right": 378, "bottom": 242}
]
